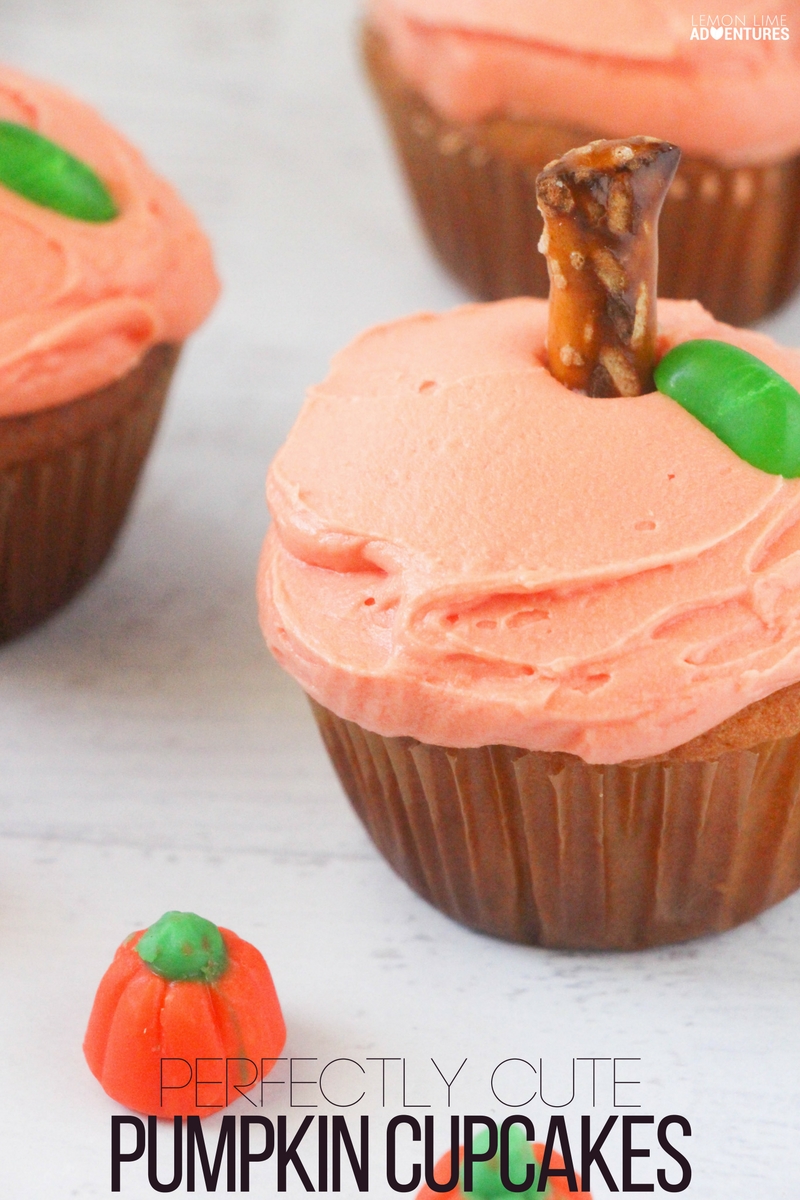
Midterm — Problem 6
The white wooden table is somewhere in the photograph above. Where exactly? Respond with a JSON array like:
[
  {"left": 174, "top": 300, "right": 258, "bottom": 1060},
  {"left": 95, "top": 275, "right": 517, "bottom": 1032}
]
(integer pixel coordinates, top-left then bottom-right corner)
[{"left": 2, "top": 3, "right": 799, "bottom": 1195}]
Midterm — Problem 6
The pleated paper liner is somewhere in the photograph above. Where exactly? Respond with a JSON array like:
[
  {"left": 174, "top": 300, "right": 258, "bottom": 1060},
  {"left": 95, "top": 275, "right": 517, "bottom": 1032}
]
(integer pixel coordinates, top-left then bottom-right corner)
[
  {"left": 311, "top": 698, "right": 800, "bottom": 950},
  {"left": 0, "top": 341, "right": 179, "bottom": 641},
  {"left": 364, "top": 25, "right": 800, "bottom": 327}
]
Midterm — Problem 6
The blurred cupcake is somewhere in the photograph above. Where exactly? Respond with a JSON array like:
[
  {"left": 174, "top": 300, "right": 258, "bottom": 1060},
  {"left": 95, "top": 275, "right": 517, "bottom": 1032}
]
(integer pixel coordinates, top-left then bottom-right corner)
[
  {"left": 0, "top": 65, "right": 218, "bottom": 640},
  {"left": 363, "top": 0, "right": 800, "bottom": 325},
  {"left": 260, "top": 138, "right": 800, "bottom": 950}
]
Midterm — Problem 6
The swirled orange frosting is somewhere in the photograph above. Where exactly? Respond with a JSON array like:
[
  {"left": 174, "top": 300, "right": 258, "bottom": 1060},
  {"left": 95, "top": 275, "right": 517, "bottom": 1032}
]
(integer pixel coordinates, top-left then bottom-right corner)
[
  {"left": 0, "top": 65, "right": 218, "bottom": 417},
  {"left": 368, "top": 0, "right": 800, "bottom": 165},
  {"left": 260, "top": 298, "right": 800, "bottom": 764}
]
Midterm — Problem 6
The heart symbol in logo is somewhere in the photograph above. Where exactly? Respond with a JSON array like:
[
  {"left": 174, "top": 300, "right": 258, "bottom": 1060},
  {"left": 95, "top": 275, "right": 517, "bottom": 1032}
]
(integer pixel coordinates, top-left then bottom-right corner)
[{"left": 710, "top": 26, "right": 724, "bottom": 38}]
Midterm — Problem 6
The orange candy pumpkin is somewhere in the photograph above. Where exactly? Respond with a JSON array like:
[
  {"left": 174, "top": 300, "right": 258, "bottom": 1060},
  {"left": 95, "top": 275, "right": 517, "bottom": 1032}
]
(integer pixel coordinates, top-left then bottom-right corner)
[
  {"left": 83, "top": 911, "right": 286, "bottom": 1118},
  {"left": 417, "top": 1142, "right": 588, "bottom": 1199}
]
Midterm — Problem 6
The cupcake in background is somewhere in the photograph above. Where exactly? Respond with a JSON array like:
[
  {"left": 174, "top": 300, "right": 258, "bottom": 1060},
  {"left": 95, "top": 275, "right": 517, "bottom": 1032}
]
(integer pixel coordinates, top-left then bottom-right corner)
[
  {"left": 0, "top": 65, "right": 218, "bottom": 641},
  {"left": 363, "top": 0, "right": 800, "bottom": 325}
]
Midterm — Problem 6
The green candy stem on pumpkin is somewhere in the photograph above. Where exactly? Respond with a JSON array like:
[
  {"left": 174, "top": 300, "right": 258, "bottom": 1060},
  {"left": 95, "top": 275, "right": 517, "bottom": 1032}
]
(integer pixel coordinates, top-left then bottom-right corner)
[
  {"left": 0, "top": 120, "right": 118, "bottom": 222},
  {"left": 654, "top": 339, "right": 800, "bottom": 477},
  {"left": 461, "top": 1127, "right": 550, "bottom": 1198},
  {"left": 136, "top": 911, "right": 228, "bottom": 983}
]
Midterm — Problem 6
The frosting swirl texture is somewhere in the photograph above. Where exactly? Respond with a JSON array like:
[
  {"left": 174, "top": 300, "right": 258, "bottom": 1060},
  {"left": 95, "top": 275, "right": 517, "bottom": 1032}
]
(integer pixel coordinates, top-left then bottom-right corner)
[{"left": 260, "top": 299, "right": 800, "bottom": 763}]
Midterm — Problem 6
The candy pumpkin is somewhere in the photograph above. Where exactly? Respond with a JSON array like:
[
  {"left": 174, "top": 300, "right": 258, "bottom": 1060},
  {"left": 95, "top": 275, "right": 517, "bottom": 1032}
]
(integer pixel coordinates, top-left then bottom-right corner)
[
  {"left": 417, "top": 1128, "right": 588, "bottom": 1199},
  {"left": 83, "top": 911, "right": 286, "bottom": 1118}
]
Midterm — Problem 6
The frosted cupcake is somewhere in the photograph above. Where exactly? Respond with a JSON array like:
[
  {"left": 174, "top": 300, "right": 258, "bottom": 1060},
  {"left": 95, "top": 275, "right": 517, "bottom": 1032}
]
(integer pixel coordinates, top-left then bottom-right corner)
[
  {"left": 363, "top": 0, "right": 800, "bottom": 325},
  {"left": 0, "top": 65, "right": 218, "bottom": 640},
  {"left": 260, "top": 138, "right": 800, "bottom": 949}
]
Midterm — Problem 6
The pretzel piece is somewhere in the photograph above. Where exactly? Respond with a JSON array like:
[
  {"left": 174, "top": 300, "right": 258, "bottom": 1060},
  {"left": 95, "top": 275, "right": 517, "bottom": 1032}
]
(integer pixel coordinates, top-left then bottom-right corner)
[{"left": 536, "top": 137, "right": 680, "bottom": 397}]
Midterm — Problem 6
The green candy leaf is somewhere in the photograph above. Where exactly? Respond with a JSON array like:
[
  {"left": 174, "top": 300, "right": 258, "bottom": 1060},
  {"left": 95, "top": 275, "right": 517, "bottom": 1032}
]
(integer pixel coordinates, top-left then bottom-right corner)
[
  {"left": 654, "top": 339, "right": 800, "bottom": 477},
  {"left": 136, "top": 911, "right": 228, "bottom": 983},
  {"left": 461, "top": 1127, "right": 549, "bottom": 1198},
  {"left": 0, "top": 120, "right": 117, "bottom": 222}
]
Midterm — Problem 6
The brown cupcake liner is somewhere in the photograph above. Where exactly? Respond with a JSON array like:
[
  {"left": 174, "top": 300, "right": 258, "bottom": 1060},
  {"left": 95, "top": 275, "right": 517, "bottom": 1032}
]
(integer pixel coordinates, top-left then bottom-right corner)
[
  {"left": 364, "top": 25, "right": 800, "bottom": 327},
  {"left": 311, "top": 698, "right": 800, "bottom": 950},
  {"left": 0, "top": 342, "right": 179, "bottom": 642}
]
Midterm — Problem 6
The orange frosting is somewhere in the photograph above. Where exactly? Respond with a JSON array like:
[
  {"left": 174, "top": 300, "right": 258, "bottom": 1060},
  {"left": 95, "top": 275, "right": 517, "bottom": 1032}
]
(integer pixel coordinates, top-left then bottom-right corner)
[
  {"left": 0, "top": 65, "right": 218, "bottom": 417},
  {"left": 260, "top": 298, "right": 800, "bottom": 764},
  {"left": 368, "top": 0, "right": 800, "bottom": 164}
]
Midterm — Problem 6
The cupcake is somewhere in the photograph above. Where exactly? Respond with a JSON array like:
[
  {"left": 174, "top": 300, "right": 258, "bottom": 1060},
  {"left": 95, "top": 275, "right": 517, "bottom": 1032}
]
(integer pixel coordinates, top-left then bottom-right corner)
[
  {"left": 0, "top": 66, "right": 218, "bottom": 641},
  {"left": 259, "top": 137, "right": 800, "bottom": 950},
  {"left": 363, "top": 0, "right": 800, "bottom": 325}
]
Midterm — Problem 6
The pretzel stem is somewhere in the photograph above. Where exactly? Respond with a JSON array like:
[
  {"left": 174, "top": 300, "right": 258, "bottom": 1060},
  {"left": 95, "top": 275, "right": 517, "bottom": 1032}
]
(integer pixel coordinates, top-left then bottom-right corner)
[{"left": 536, "top": 137, "right": 680, "bottom": 397}]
